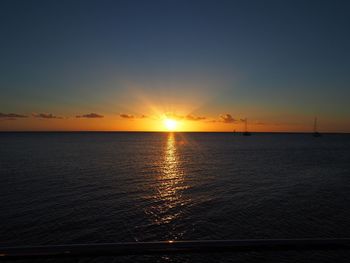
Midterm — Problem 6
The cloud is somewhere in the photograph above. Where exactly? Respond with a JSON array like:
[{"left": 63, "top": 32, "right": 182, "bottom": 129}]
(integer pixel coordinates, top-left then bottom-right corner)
[
  {"left": 165, "top": 113, "right": 184, "bottom": 120},
  {"left": 164, "top": 113, "right": 206, "bottom": 121},
  {"left": 76, "top": 113, "right": 104, "bottom": 118},
  {"left": 220, "top": 114, "right": 235, "bottom": 123},
  {"left": 0, "top": 113, "right": 28, "bottom": 119},
  {"left": 185, "top": 114, "right": 206, "bottom": 121},
  {"left": 32, "top": 113, "right": 63, "bottom": 119},
  {"left": 120, "top": 114, "right": 135, "bottom": 119},
  {"left": 118, "top": 113, "right": 208, "bottom": 122},
  {"left": 120, "top": 114, "right": 151, "bottom": 119}
]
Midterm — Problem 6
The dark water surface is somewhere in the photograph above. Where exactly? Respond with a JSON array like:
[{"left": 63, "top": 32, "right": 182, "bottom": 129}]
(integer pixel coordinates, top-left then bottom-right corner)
[{"left": 1, "top": 132, "right": 350, "bottom": 262}]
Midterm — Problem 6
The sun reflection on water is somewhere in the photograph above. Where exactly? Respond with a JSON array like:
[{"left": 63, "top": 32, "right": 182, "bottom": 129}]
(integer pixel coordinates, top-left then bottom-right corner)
[{"left": 143, "top": 132, "right": 190, "bottom": 239}]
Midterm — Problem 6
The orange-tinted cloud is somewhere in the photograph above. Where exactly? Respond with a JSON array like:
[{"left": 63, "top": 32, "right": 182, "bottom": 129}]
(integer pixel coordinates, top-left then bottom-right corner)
[
  {"left": 165, "top": 113, "right": 183, "bottom": 120},
  {"left": 165, "top": 113, "right": 207, "bottom": 121},
  {"left": 120, "top": 114, "right": 135, "bottom": 119},
  {"left": 32, "top": 113, "right": 63, "bottom": 119},
  {"left": 185, "top": 114, "right": 206, "bottom": 121},
  {"left": 76, "top": 113, "right": 104, "bottom": 118},
  {"left": 220, "top": 114, "right": 235, "bottom": 123},
  {"left": 0, "top": 113, "right": 28, "bottom": 119}
]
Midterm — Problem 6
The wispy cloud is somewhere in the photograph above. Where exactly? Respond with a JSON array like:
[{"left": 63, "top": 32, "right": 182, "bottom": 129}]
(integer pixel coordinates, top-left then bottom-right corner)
[
  {"left": 0, "top": 113, "right": 28, "bottom": 119},
  {"left": 120, "top": 114, "right": 152, "bottom": 119},
  {"left": 120, "top": 114, "right": 135, "bottom": 119},
  {"left": 220, "top": 114, "right": 235, "bottom": 123},
  {"left": 76, "top": 113, "right": 104, "bottom": 118},
  {"left": 118, "top": 112, "right": 235, "bottom": 124},
  {"left": 185, "top": 114, "right": 206, "bottom": 121},
  {"left": 32, "top": 113, "right": 63, "bottom": 119},
  {"left": 165, "top": 113, "right": 207, "bottom": 121},
  {"left": 165, "top": 113, "right": 184, "bottom": 120}
]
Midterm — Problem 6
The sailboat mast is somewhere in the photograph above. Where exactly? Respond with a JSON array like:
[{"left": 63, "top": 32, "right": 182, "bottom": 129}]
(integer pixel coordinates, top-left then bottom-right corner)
[{"left": 242, "top": 118, "right": 251, "bottom": 136}]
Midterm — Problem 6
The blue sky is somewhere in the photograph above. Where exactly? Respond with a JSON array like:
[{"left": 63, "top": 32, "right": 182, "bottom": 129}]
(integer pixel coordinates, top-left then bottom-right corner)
[{"left": 0, "top": 0, "right": 349, "bottom": 131}]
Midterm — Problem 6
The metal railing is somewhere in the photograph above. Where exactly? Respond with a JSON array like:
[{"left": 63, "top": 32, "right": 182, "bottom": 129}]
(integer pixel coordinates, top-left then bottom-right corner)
[{"left": 0, "top": 238, "right": 350, "bottom": 260}]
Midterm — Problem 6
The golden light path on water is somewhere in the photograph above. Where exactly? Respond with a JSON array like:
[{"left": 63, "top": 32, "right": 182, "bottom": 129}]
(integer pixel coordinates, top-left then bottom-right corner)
[
  {"left": 144, "top": 132, "right": 190, "bottom": 240},
  {"left": 160, "top": 133, "right": 183, "bottom": 204}
]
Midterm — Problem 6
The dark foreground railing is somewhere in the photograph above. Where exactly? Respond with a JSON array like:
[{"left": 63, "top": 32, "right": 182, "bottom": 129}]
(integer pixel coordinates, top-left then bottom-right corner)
[{"left": 1, "top": 238, "right": 350, "bottom": 260}]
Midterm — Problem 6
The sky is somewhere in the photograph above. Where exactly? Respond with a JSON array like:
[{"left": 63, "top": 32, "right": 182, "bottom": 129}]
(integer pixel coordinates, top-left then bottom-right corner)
[{"left": 0, "top": 0, "right": 349, "bottom": 132}]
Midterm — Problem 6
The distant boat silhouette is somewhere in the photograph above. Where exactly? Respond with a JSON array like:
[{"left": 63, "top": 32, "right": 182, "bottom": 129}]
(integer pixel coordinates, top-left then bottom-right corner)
[
  {"left": 242, "top": 118, "right": 251, "bottom": 136},
  {"left": 313, "top": 117, "right": 321, "bottom": 137}
]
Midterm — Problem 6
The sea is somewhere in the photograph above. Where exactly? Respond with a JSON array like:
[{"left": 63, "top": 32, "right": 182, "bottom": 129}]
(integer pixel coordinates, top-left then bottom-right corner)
[{"left": 0, "top": 132, "right": 350, "bottom": 262}]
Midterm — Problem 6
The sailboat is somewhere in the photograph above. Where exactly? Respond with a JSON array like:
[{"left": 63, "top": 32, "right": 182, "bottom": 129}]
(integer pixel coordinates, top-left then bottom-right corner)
[
  {"left": 313, "top": 117, "right": 321, "bottom": 137},
  {"left": 242, "top": 118, "right": 251, "bottom": 136}
]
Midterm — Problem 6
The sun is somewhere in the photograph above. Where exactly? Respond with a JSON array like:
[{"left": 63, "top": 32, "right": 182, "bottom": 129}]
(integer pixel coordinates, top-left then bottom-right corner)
[{"left": 164, "top": 118, "right": 178, "bottom": 131}]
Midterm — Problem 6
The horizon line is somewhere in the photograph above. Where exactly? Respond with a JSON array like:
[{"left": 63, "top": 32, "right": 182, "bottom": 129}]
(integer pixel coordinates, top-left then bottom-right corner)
[{"left": 0, "top": 131, "right": 349, "bottom": 134}]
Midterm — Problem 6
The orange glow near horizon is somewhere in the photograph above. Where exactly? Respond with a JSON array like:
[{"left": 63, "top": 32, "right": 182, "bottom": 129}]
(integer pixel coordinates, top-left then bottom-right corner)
[{"left": 0, "top": 110, "right": 349, "bottom": 133}]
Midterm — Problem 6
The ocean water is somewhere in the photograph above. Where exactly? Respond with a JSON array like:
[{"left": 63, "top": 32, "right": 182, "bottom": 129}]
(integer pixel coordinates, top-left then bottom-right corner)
[{"left": 0, "top": 132, "right": 350, "bottom": 262}]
